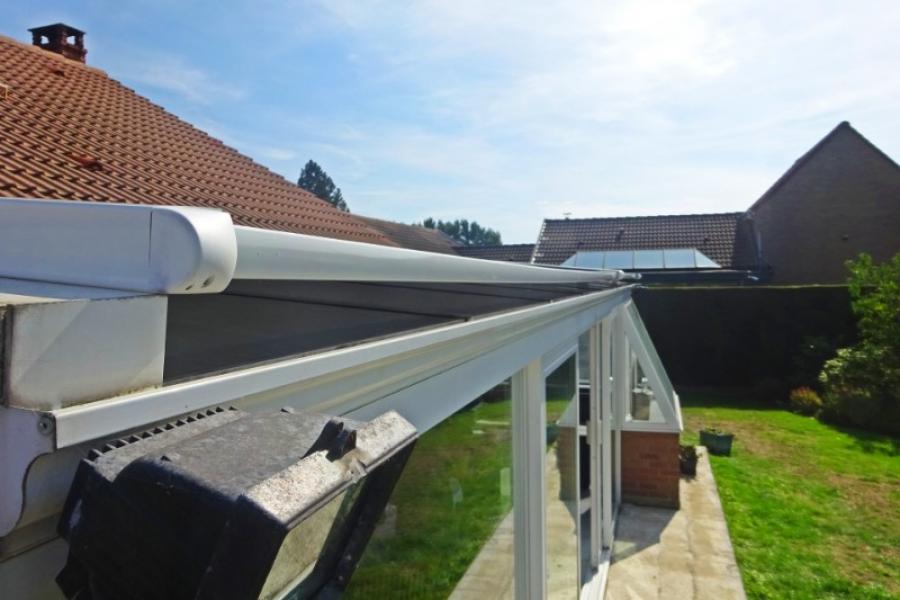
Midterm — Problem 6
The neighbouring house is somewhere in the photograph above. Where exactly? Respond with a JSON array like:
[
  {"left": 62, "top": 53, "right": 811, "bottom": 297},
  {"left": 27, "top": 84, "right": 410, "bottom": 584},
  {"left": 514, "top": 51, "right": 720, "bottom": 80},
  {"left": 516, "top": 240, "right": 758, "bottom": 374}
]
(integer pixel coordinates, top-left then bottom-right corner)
[
  {"left": 740, "top": 121, "right": 900, "bottom": 284},
  {"left": 0, "top": 27, "right": 392, "bottom": 247},
  {"left": 355, "top": 215, "right": 459, "bottom": 254},
  {"left": 0, "top": 24, "right": 686, "bottom": 600},
  {"left": 533, "top": 213, "right": 753, "bottom": 283},
  {"left": 456, "top": 243, "right": 536, "bottom": 262},
  {"left": 527, "top": 122, "right": 900, "bottom": 285}
]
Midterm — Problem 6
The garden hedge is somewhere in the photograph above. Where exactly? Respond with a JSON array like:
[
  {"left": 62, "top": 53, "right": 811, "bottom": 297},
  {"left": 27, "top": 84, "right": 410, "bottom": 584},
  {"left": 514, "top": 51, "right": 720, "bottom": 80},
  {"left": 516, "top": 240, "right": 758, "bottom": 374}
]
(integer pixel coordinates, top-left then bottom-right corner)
[{"left": 633, "top": 285, "right": 857, "bottom": 388}]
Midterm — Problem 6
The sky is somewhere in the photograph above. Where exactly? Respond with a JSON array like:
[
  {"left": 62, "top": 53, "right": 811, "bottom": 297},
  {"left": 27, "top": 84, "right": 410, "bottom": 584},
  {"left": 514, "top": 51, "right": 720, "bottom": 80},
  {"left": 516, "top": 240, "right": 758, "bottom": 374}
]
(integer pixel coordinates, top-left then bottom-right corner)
[{"left": 4, "top": 1, "right": 900, "bottom": 242}]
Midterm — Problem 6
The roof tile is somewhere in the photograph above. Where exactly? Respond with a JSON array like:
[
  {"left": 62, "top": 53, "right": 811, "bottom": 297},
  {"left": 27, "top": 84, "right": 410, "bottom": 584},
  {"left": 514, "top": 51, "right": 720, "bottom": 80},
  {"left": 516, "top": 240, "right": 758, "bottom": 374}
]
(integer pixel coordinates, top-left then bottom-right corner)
[
  {"left": 455, "top": 244, "right": 535, "bottom": 262},
  {"left": 0, "top": 35, "right": 394, "bottom": 246},
  {"left": 533, "top": 213, "right": 742, "bottom": 267},
  {"left": 354, "top": 216, "right": 459, "bottom": 254}
]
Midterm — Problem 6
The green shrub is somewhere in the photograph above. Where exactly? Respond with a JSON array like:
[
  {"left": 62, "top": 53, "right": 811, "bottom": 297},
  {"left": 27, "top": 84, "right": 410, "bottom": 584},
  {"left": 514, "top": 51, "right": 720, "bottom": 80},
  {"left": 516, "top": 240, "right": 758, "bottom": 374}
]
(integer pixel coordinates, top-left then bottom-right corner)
[
  {"left": 818, "top": 253, "right": 900, "bottom": 436},
  {"left": 788, "top": 386, "right": 822, "bottom": 416},
  {"left": 846, "top": 253, "right": 900, "bottom": 349},
  {"left": 819, "top": 346, "right": 900, "bottom": 434}
]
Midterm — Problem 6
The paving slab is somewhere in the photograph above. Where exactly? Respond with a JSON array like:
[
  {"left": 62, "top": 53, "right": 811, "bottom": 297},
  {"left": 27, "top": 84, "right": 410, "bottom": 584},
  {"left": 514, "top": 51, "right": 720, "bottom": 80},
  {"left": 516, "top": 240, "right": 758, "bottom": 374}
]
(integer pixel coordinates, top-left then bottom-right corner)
[{"left": 606, "top": 447, "right": 746, "bottom": 600}]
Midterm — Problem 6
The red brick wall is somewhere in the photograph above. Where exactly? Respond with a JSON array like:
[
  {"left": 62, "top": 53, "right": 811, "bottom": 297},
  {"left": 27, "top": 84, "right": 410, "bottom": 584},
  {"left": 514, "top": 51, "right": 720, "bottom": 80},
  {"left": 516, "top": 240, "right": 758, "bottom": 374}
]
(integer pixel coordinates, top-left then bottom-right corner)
[{"left": 621, "top": 431, "right": 680, "bottom": 508}]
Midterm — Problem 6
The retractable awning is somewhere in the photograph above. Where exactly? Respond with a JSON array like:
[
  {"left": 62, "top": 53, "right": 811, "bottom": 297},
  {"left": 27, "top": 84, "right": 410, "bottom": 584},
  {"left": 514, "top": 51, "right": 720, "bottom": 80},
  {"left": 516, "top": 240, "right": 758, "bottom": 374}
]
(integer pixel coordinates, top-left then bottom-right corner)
[{"left": 0, "top": 198, "right": 626, "bottom": 294}]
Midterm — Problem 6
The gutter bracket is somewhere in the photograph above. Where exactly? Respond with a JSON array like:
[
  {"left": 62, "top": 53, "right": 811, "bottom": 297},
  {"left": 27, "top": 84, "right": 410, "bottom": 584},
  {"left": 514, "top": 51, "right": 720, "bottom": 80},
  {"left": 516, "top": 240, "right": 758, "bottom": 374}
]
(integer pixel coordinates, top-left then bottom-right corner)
[{"left": 0, "top": 405, "right": 55, "bottom": 537}]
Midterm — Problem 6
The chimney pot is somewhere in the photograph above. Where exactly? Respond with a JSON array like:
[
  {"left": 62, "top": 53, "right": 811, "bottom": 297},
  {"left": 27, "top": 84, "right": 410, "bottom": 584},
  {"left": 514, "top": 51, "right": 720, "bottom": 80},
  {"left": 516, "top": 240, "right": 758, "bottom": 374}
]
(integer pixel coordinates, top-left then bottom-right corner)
[{"left": 28, "top": 23, "right": 87, "bottom": 63}]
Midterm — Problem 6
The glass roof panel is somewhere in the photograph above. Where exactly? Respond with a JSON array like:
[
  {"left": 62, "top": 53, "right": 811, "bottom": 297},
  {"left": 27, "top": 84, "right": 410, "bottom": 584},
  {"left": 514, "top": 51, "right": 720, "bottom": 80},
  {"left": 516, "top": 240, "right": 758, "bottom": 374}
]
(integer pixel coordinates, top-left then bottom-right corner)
[
  {"left": 633, "top": 250, "right": 664, "bottom": 269},
  {"left": 663, "top": 248, "right": 696, "bottom": 268},
  {"left": 694, "top": 250, "right": 721, "bottom": 268},
  {"left": 576, "top": 251, "right": 606, "bottom": 268},
  {"left": 563, "top": 248, "right": 722, "bottom": 270},
  {"left": 603, "top": 250, "right": 633, "bottom": 269}
]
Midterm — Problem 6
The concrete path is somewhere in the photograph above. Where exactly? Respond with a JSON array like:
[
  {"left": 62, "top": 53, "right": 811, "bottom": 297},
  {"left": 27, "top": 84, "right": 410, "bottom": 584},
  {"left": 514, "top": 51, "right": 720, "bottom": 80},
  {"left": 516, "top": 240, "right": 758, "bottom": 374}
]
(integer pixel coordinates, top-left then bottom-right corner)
[{"left": 606, "top": 447, "right": 746, "bottom": 600}]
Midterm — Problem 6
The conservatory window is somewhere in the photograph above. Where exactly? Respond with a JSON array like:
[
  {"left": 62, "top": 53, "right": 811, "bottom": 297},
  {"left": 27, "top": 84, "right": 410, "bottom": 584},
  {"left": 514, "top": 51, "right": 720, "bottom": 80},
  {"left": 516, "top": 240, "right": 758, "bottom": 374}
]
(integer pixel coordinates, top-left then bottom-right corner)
[
  {"left": 343, "top": 380, "right": 515, "bottom": 599},
  {"left": 544, "top": 353, "right": 580, "bottom": 598}
]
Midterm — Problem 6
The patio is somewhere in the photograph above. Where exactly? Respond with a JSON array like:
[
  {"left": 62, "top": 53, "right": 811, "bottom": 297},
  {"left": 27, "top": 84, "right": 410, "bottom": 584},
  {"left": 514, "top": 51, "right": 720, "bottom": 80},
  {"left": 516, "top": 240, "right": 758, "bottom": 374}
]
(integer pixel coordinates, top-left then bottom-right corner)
[{"left": 606, "top": 447, "right": 746, "bottom": 599}]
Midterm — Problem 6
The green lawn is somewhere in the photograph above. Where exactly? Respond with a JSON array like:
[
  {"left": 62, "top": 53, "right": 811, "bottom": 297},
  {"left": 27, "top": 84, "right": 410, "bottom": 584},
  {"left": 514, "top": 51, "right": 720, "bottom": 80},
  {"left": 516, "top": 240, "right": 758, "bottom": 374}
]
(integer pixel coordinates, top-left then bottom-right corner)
[
  {"left": 681, "top": 390, "right": 900, "bottom": 600},
  {"left": 344, "top": 396, "right": 515, "bottom": 599}
]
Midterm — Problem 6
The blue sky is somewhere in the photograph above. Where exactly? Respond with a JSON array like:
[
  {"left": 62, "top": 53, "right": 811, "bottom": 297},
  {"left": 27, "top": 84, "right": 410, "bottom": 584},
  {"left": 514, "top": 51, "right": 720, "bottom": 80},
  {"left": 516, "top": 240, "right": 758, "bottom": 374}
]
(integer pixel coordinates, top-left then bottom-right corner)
[{"left": 4, "top": 1, "right": 900, "bottom": 242}]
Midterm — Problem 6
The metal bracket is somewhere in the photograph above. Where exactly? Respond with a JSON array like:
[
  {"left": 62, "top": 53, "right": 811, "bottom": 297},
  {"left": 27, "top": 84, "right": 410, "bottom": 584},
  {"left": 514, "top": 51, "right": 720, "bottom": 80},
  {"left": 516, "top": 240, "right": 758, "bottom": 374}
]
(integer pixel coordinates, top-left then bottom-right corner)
[{"left": 0, "top": 406, "right": 55, "bottom": 537}]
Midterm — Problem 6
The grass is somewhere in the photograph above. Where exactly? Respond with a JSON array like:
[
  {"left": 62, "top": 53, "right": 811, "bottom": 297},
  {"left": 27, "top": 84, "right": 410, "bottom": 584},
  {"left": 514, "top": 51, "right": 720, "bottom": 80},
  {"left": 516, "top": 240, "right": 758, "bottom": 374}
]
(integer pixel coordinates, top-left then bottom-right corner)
[
  {"left": 344, "top": 396, "right": 515, "bottom": 599},
  {"left": 345, "top": 375, "right": 576, "bottom": 599},
  {"left": 681, "top": 389, "right": 900, "bottom": 599}
]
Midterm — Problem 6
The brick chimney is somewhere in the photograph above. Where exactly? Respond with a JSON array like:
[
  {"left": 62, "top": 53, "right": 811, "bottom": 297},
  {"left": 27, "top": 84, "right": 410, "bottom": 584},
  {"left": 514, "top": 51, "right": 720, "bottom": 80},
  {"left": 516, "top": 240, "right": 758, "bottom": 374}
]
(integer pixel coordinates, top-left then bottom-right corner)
[{"left": 29, "top": 23, "right": 87, "bottom": 63}]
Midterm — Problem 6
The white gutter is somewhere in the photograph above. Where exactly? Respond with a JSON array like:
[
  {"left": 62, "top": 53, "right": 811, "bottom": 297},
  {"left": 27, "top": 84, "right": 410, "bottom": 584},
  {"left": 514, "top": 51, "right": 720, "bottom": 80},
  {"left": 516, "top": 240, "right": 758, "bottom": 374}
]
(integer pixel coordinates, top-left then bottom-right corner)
[{"left": 0, "top": 198, "right": 624, "bottom": 293}]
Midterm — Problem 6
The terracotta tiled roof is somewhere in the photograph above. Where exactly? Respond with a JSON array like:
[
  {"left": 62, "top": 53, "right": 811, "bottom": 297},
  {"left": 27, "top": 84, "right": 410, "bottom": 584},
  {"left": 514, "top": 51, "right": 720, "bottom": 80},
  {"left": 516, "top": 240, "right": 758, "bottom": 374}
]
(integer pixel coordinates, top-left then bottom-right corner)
[
  {"left": 533, "top": 213, "right": 743, "bottom": 267},
  {"left": 355, "top": 215, "right": 458, "bottom": 254},
  {"left": 455, "top": 244, "right": 535, "bottom": 263},
  {"left": 0, "top": 35, "right": 393, "bottom": 246}
]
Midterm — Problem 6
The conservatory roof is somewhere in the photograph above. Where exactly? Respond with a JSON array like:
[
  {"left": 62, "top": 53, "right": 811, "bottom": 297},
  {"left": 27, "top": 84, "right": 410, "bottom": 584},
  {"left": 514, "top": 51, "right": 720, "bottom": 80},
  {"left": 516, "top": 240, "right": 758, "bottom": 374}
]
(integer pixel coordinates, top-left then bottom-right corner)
[{"left": 561, "top": 248, "right": 721, "bottom": 270}]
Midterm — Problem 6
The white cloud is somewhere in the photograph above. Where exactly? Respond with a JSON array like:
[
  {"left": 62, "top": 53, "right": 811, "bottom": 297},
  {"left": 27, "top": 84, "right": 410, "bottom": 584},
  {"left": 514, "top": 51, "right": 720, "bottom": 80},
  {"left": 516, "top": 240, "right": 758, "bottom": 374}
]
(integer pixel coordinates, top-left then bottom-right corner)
[
  {"left": 125, "top": 55, "right": 246, "bottom": 105},
  {"left": 286, "top": 1, "right": 900, "bottom": 241},
  {"left": 150, "top": 0, "right": 899, "bottom": 242},
  {"left": 254, "top": 147, "right": 299, "bottom": 161}
]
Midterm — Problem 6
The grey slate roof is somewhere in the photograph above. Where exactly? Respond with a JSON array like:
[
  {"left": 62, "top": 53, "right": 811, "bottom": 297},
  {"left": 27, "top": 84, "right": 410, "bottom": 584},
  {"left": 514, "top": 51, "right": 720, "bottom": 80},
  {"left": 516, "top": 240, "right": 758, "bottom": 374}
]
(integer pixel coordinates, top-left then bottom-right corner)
[
  {"left": 533, "top": 213, "right": 743, "bottom": 267},
  {"left": 455, "top": 244, "right": 535, "bottom": 263}
]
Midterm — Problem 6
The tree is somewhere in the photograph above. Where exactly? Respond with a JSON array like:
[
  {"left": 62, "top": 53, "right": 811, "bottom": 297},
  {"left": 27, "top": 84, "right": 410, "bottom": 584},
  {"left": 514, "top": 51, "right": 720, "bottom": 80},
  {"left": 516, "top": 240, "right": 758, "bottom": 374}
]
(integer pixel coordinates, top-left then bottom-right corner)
[
  {"left": 297, "top": 160, "right": 349, "bottom": 212},
  {"left": 419, "top": 218, "right": 502, "bottom": 246}
]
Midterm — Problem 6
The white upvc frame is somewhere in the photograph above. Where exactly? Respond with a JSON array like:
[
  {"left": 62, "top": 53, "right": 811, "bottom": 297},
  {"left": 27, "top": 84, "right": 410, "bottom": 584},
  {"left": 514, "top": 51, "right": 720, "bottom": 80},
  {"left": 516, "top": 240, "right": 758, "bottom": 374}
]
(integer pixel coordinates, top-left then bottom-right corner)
[
  {"left": 52, "top": 289, "right": 631, "bottom": 448},
  {"left": 541, "top": 340, "right": 578, "bottom": 377},
  {"left": 599, "top": 320, "right": 614, "bottom": 550},
  {"left": 588, "top": 324, "right": 602, "bottom": 568},
  {"left": 513, "top": 360, "right": 548, "bottom": 600},
  {"left": 0, "top": 287, "right": 631, "bottom": 540},
  {"left": 617, "top": 302, "right": 683, "bottom": 434}
]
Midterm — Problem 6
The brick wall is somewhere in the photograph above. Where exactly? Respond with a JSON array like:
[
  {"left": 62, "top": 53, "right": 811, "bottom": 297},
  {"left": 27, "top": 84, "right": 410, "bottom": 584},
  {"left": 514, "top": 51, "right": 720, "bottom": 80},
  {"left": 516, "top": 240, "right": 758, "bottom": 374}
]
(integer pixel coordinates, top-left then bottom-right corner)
[
  {"left": 621, "top": 431, "right": 680, "bottom": 509},
  {"left": 747, "top": 124, "right": 900, "bottom": 284}
]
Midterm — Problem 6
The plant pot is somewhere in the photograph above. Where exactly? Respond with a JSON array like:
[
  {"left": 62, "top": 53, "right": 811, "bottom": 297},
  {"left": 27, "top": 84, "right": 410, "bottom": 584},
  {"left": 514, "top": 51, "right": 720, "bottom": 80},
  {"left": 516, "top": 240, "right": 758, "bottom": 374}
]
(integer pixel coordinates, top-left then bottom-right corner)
[
  {"left": 679, "top": 445, "right": 698, "bottom": 476},
  {"left": 700, "top": 429, "right": 734, "bottom": 456}
]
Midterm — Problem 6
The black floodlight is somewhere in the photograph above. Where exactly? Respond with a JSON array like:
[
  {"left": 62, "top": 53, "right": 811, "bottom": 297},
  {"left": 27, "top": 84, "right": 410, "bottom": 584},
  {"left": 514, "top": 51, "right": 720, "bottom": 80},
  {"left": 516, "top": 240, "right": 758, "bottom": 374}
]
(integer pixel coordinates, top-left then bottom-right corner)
[{"left": 56, "top": 406, "right": 417, "bottom": 600}]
